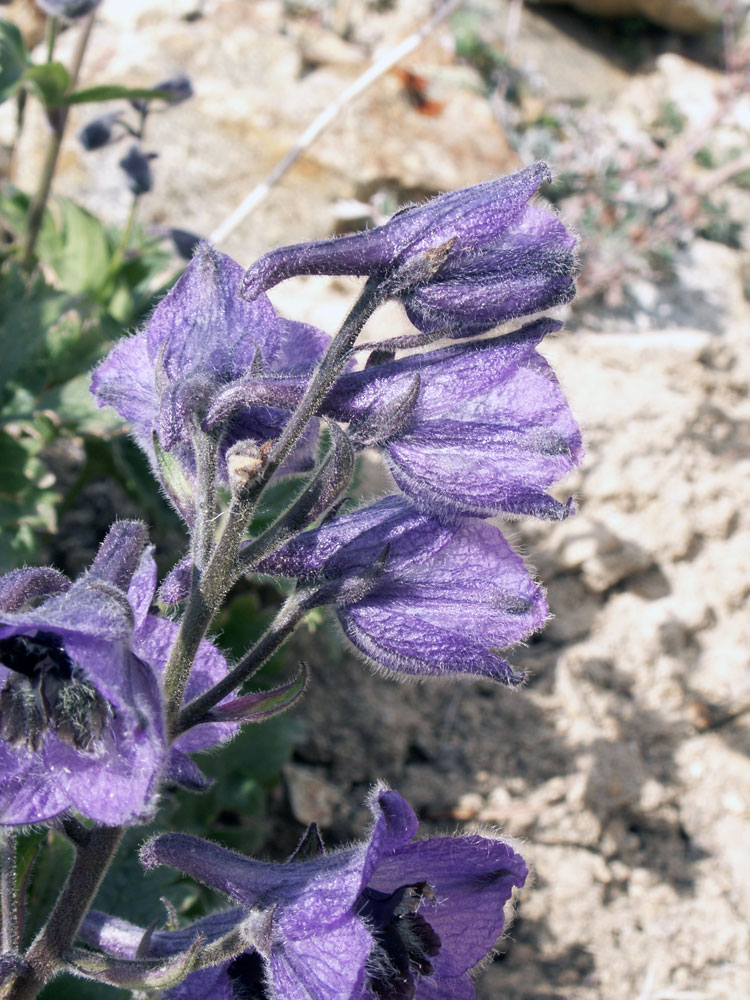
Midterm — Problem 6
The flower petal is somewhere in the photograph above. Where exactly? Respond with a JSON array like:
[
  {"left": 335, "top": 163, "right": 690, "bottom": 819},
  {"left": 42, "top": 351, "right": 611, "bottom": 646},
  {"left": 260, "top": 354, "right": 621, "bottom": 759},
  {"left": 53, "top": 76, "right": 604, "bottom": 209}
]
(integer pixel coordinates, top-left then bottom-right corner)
[
  {"left": 327, "top": 319, "right": 582, "bottom": 519},
  {"left": 369, "top": 835, "right": 527, "bottom": 978}
]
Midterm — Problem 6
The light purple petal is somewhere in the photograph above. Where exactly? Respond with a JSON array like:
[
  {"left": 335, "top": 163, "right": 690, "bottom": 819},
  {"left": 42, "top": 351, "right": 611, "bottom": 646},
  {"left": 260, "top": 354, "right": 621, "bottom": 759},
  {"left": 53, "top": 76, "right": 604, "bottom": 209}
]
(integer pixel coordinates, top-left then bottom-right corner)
[
  {"left": 164, "top": 750, "right": 213, "bottom": 791},
  {"left": 143, "top": 832, "right": 373, "bottom": 938},
  {"left": 0, "top": 744, "right": 71, "bottom": 824},
  {"left": 91, "top": 332, "right": 158, "bottom": 448},
  {"left": 133, "top": 615, "right": 236, "bottom": 751},
  {"left": 89, "top": 521, "right": 149, "bottom": 591},
  {"left": 242, "top": 163, "right": 553, "bottom": 298},
  {"left": 158, "top": 557, "right": 193, "bottom": 605},
  {"left": 0, "top": 651, "right": 164, "bottom": 826},
  {"left": 339, "top": 515, "right": 546, "bottom": 682},
  {"left": 162, "top": 964, "right": 235, "bottom": 1000},
  {"left": 80, "top": 908, "right": 246, "bottom": 960},
  {"left": 361, "top": 788, "right": 419, "bottom": 886},
  {"left": 127, "top": 546, "right": 159, "bottom": 630},
  {"left": 413, "top": 974, "right": 476, "bottom": 1000},
  {"left": 369, "top": 835, "right": 527, "bottom": 978},
  {"left": 260, "top": 497, "right": 546, "bottom": 682},
  {"left": 269, "top": 916, "right": 371, "bottom": 1000},
  {"left": 326, "top": 319, "right": 582, "bottom": 520}
]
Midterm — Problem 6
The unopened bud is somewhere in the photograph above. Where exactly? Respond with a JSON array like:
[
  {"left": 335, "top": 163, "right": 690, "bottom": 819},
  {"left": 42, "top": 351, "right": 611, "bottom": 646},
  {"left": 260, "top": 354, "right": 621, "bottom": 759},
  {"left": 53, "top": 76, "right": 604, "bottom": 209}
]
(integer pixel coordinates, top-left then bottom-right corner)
[
  {"left": 119, "top": 145, "right": 156, "bottom": 196},
  {"left": 34, "top": 0, "right": 103, "bottom": 20},
  {"left": 78, "top": 113, "right": 119, "bottom": 151}
]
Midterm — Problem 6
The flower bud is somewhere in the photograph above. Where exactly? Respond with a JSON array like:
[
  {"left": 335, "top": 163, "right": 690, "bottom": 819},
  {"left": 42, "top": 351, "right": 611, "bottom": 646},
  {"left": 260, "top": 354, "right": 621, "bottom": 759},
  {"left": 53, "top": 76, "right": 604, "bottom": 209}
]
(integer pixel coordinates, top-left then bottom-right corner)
[
  {"left": 34, "top": 0, "right": 102, "bottom": 19},
  {"left": 119, "top": 145, "right": 155, "bottom": 196}
]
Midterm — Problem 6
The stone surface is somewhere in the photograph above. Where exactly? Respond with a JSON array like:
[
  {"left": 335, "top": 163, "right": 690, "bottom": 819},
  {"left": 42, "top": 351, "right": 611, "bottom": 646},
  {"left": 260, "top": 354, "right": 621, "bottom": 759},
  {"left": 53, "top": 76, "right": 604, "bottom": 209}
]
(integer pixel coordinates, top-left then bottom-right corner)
[{"left": 528, "top": 0, "right": 726, "bottom": 34}]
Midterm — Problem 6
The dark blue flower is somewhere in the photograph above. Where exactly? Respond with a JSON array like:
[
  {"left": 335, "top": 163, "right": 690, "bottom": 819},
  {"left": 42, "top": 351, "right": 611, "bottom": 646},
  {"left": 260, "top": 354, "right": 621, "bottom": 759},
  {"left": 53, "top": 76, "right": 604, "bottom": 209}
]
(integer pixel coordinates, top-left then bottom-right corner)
[
  {"left": 82, "top": 787, "right": 527, "bottom": 998},
  {"left": 91, "top": 245, "right": 331, "bottom": 521},
  {"left": 242, "top": 162, "right": 576, "bottom": 338}
]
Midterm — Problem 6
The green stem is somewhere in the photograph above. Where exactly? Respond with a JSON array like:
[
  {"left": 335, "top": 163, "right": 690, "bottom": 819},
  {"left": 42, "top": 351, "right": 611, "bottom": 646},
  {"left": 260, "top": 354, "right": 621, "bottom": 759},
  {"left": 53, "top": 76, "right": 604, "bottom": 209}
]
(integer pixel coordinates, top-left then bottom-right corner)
[
  {"left": 162, "top": 279, "right": 381, "bottom": 730},
  {"left": 105, "top": 194, "right": 139, "bottom": 279},
  {"left": 1, "top": 829, "right": 19, "bottom": 953},
  {"left": 45, "top": 17, "right": 58, "bottom": 63},
  {"left": 1, "top": 827, "right": 123, "bottom": 1000},
  {"left": 176, "top": 588, "right": 316, "bottom": 732},
  {"left": 258, "top": 274, "right": 383, "bottom": 485},
  {"left": 20, "top": 11, "right": 97, "bottom": 269}
]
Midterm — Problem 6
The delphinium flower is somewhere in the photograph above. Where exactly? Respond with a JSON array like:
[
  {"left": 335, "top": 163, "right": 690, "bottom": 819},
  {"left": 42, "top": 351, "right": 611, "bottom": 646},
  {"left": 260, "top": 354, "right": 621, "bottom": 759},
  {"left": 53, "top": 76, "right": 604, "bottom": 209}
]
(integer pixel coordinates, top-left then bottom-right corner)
[
  {"left": 242, "top": 161, "right": 576, "bottom": 338},
  {"left": 0, "top": 521, "right": 236, "bottom": 825},
  {"left": 254, "top": 495, "right": 547, "bottom": 685},
  {"left": 207, "top": 316, "right": 582, "bottom": 522},
  {"left": 81, "top": 786, "right": 527, "bottom": 999},
  {"left": 91, "top": 245, "right": 331, "bottom": 522}
]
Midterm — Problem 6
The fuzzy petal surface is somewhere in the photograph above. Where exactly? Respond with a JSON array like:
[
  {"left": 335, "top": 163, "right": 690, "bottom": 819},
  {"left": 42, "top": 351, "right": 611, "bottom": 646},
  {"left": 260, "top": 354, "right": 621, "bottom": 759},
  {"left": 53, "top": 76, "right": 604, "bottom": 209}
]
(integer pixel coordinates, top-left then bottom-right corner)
[
  {"left": 91, "top": 245, "right": 331, "bottom": 513},
  {"left": 243, "top": 162, "right": 576, "bottom": 337},
  {"left": 260, "top": 497, "right": 546, "bottom": 682},
  {"left": 326, "top": 318, "right": 582, "bottom": 520}
]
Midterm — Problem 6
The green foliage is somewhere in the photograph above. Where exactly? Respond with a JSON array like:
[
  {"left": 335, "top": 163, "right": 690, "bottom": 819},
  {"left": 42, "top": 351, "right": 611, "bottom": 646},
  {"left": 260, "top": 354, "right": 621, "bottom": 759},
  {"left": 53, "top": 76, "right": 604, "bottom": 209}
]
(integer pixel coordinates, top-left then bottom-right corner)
[
  {"left": 0, "top": 18, "right": 29, "bottom": 103},
  {"left": 0, "top": 191, "right": 175, "bottom": 571},
  {"left": 64, "top": 83, "right": 177, "bottom": 105},
  {"left": 22, "top": 62, "right": 70, "bottom": 108}
]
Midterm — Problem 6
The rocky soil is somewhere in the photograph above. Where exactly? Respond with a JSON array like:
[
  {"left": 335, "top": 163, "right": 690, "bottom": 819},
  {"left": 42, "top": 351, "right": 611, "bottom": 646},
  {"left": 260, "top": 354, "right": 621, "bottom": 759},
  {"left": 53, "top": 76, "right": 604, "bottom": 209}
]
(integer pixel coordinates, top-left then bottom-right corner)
[{"left": 2, "top": 1, "right": 750, "bottom": 997}]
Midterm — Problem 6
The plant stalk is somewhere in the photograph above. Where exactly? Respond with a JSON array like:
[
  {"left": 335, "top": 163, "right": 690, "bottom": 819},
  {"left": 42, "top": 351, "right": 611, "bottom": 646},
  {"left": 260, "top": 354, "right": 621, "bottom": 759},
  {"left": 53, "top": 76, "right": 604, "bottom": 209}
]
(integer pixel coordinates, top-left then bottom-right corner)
[
  {"left": 162, "top": 278, "right": 381, "bottom": 730},
  {"left": 176, "top": 588, "right": 316, "bottom": 732},
  {"left": 1, "top": 826, "right": 123, "bottom": 1000},
  {"left": 20, "top": 11, "right": 97, "bottom": 269},
  {"left": 1, "top": 829, "right": 19, "bottom": 953}
]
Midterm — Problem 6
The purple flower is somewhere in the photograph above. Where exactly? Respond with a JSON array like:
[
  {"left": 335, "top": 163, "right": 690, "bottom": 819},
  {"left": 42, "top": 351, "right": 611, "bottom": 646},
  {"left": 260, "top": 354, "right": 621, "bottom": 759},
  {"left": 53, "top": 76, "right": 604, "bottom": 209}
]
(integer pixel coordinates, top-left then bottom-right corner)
[
  {"left": 326, "top": 317, "right": 582, "bottom": 520},
  {"left": 0, "top": 522, "right": 235, "bottom": 826},
  {"left": 91, "top": 245, "right": 331, "bottom": 520},
  {"left": 118, "top": 786, "right": 527, "bottom": 998},
  {"left": 242, "top": 162, "right": 576, "bottom": 338},
  {"left": 257, "top": 495, "right": 546, "bottom": 684}
]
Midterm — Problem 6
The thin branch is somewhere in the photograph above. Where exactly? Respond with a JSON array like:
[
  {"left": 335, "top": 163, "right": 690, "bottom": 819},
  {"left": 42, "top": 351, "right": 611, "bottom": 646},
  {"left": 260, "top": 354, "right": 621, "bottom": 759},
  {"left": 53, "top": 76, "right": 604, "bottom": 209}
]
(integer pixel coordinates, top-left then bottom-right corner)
[
  {"left": 20, "top": 11, "right": 98, "bottom": 268},
  {"left": 1, "top": 829, "right": 19, "bottom": 952},
  {"left": 209, "top": 0, "right": 464, "bottom": 246}
]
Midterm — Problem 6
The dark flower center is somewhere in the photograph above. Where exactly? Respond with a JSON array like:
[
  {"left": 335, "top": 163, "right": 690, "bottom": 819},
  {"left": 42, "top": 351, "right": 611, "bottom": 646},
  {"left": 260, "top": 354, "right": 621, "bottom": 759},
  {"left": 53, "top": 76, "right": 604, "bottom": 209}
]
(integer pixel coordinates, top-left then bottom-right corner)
[
  {"left": 227, "top": 950, "right": 269, "bottom": 999},
  {"left": 357, "top": 882, "right": 442, "bottom": 1000},
  {"left": 0, "top": 632, "right": 112, "bottom": 754}
]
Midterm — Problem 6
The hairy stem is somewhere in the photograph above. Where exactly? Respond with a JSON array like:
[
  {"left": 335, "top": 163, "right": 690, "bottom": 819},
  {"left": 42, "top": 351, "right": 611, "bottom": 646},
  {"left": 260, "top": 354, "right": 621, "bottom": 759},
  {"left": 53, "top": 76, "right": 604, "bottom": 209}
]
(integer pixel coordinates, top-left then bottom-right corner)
[
  {"left": 257, "top": 275, "right": 382, "bottom": 486},
  {"left": 176, "top": 587, "right": 317, "bottom": 732},
  {"left": 20, "top": 12, "right": 97, "bottom": 269},
  {"left": 1, "top": 829, "right": 18, "bottom": 953},
  {"left": 163, "top": 279, "right": 380, "bottom": 731},
  {"left": 1, "top": 827, "right": 123, "bottom": 1000}
]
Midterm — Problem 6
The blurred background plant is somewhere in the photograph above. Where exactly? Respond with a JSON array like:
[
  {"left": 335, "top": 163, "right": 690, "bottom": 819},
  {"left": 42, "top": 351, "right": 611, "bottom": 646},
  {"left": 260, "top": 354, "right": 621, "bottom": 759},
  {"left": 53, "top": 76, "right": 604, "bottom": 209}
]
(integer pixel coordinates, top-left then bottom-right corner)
[{"left": 0, "top": 10, "right": 199, "bottom": 574}]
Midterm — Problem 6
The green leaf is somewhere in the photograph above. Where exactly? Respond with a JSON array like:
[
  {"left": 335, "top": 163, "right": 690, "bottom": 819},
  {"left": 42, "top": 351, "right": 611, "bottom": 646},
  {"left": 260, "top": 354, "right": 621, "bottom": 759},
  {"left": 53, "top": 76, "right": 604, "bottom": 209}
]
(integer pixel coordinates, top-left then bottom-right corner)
[
  {"left": 0, "top": 187, "right": 59, "bottom": 252},
  {"left": 0, "top": 261, "right": 70, "bottom": 390},
  {"left": 39, "top": 199, "right": 114, "bottom": 296},
  {"left": 0, "top": 19, "right": 29, "bottom": 103},
  {"left": 22, "top": 62, "right": 70, "bottom": 108},
  {"left": 63, "top": 84, "right": 177, "bottom": 105}
]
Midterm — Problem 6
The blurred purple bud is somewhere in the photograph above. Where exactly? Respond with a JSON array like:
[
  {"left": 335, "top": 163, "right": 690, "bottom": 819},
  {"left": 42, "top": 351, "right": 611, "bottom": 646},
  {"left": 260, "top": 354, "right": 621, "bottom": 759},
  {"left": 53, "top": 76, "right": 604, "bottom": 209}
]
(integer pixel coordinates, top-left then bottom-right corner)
[
  {"left": 119, "top": 145, "right": 156, "bottom": 196},
  {"left": 34, "top": 0, "right": 103, "bottom": 19},
  {"left": 169, "top": 228, "right": 203, "bottom": 260},
  {"left": 132, "top": 74, "right": 193, "bottom": 114},
  {"left": 78, "top": 113, "right": 120, "bottom": 151}
]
